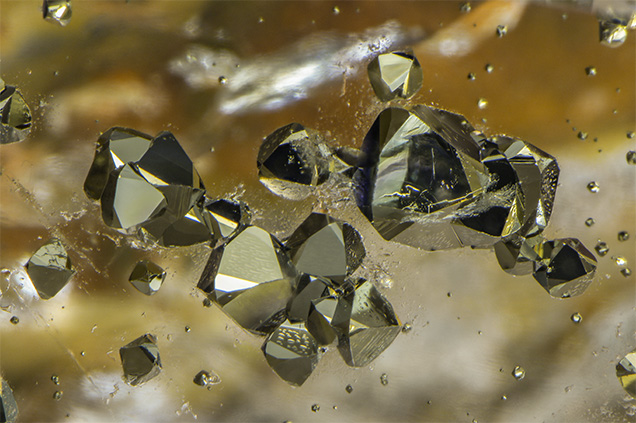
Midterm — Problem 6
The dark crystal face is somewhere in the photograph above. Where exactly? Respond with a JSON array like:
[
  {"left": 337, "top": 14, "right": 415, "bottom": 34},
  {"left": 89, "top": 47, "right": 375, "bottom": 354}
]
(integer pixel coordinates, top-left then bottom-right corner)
[
  {"left": 0, "top": 378, "right": 19, "bottom": 423},
  {"left": 119, "top": 334, "right": 162, "bottom": 386},
  {"left": 129, "top": 260, "right": 166, "bottom": 296},
  {"left": 0, "top": 80, "right": 32, "bottom": 144},
  {"left": 616, "top": 351, "right": 636, "bottom": 397},
  {"left": 367, "top": 51, "right": 423, "bottom": 102},
  {"left": 25, "top": 239, "right": 74, "bottom": 300}
]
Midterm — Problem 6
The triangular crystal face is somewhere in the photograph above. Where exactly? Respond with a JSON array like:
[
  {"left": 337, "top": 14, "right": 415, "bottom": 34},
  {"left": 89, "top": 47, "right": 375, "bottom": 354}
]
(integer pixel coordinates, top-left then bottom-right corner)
[
  {"left": 617, "top": 351, "right": 636, "bottom": 398},
  {"left": 367, "top": 51, "right": 423, "bottom": 101},
  {"left": 0, "top": 81, "right": 32, "bottom": 145},
  {"left": 119, "top": 334, "right": 162, "bottom": 386},
  {"left": 42, "top": 0, "right": 72, "bottom": 26},
  {"left": 129, "top": 260, "right": 166, "bottom": 296},
  {"left": 25, "top": 239, "right": 74, "bottom": 300}
]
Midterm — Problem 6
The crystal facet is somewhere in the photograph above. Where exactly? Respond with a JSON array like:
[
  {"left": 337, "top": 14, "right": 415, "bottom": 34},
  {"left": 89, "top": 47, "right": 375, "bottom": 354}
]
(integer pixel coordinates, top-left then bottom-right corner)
[
  {"left": 119, "top": 334, "right": 162, "bottom": 386},
  {"left": 25, "top": 239, "right": 74, "bottom": 300},
  {"left": 285, "top": 213, "right": 365, "bottom": 284},
  {"left": 332, "top": 280, "right": 401, "bottom": 367},
  {"left": 287, "top": 274, "right": 335, "bottom": 322},
  {"left": 203, "top": 198, "right": 251, "bottom": 241},
  {"left": 0, "top": 378, "right": 18, "bottom": 423},
  {"left": 197, "top": 226, "right": 297, "bottom": 334},
  {"left": 43, "top": 0, "right": 72, "bottom": 26},
  {"left": 617, "top": 350, "right": 636, "bottom": 397},
  {"left": 367, "top": 51, "right": 423, "bottom": 101},
  {"left": 257, "top": 123, "right": 333, "bottom": 200},
  {"left": 262, "top": 319, "right": 320, "bottom": 386},
  {"left": 532, "top": 238, "right": 597, "bottom": 298},
  {"left": 0, "top": 79, "right": 32, "bottom": 144},
  {"left": 129, "top": 260, "right": 166, "bottom": 295}
]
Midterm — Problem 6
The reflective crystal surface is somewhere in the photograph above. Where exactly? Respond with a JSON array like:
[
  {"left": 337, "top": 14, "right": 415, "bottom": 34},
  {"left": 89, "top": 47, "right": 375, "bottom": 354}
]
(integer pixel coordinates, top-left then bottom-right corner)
[
  {"left": 616, "top": 350, "right": 636, "bottom": 397},
  {"left": 287, "top": 274, "right": 335, "bottom": 322},
  {"left": 197, "top": 226, "right": 297, "bottom": 334},
  {"left": 257, "top": 123, "right": 333, "bottom": 200},
  {"left": 43, "top": 0, "right": 72, "bottom": 26},
  {"left": 0, "top": 378, "right": 18, "bottom": 423},
  {"left": 494, "top": 235, "right": 544, "bottom": 276},
  {"left": 306, "top": 294, "right": 339, "bottom": 346},
  {"left": 203, "top": 198, "right": 251, "bottom": 241},
  {"left": 88, "top": 128, "right": 216, "bottom": 247},
  {"left": 262, "top": 320, "right": 320, "bottom": 386},
  {"left": 25, "top": 239, "right": 74, "bottom": 300},
  {"left": 367, "top": 51, "right": 423, "bottom": 101},
  {"left": 332, "top": 280, "right": 401, "bottom": 367},
  {"left": 285, "top": 213, "right": 365, "bottom": 284},
  {"left": 129, "top": 260, "right": 166, "bottom": 296},
  {"left": 119, "top": 334, "right": 162, "bottom": 386},
  {"left": 532, "top": 238, "right": 597, "bottom": 298},
  {"left": 0, "top": 79, "right": 32, "bottom": 145}
]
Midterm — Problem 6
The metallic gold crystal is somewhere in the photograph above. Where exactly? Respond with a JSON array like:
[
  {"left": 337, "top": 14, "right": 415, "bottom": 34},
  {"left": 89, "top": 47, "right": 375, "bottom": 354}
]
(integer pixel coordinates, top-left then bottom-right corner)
[
  {"left": 119, "top": 334, "right": 162, "bottom": 386},
  {"left": 43, "top": 0, "right": 72, "bottom": 27},
  {"left": 287, "top": 274, "right": 335, "bottom": 322},
  {"left": 129, "top": 260, "right": 166, "bottom": 296},
  {"left": 0, "top": 80, "right": 32, "bottom": 144},
  {"left": 616, "top": 350, "right": 636, "bottom": 397},
  {"left": 25, "top": 239, "right": 74, "bottom": 300},
  {"left": 0, "top": 378, "right": 18, "bottom": 423},
  {"left": 367, "top": 51, "right": 423, "bottom": 101}
]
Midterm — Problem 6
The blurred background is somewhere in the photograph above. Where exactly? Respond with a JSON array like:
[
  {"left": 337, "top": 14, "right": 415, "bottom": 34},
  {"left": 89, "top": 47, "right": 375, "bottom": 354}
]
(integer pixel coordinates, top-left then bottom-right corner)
[{"left": 0, "top": 1, "right": 635, "bottom": 421}]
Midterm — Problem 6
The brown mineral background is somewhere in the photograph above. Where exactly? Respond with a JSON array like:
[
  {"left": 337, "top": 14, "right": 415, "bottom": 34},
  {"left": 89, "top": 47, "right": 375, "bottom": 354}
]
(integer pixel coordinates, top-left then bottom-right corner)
[{"left": 0, "top": 1, "right": 635, "bottom": 422}]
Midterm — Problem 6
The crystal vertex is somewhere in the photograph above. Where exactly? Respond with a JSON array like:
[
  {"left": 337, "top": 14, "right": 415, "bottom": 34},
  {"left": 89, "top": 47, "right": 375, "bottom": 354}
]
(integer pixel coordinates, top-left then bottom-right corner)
[
  {"left": 0, "top": 378, "right": 18, "bottom": 423},
  {"left": 287, "top": 274, "right": 335, "bottom": 322},
  {"left": 332, "top": 280, "right": 401, "bottom": 367},
  {"left": 616, "top": 350, "right": 636, "bottom": 397},
  {"left": 262, "top": 320, "right": 320, "bottom": 386},
  {"left": 197, "top": 226, "right": 297, "bottom": 334},
  {"left": 119, "top": 334, "right": 162, "bottom": 386},
  {"left": 25, "top": 239, "right": 74, "bottom": 300},
  {"left": 43, "top": 0, "right": 72, "bottom": 27},
  {"left": 203, "top": 198, "right": 251, "bottom": 241},
  {"left": 129, "top": 260, "right": 166, "bottom": 296},
  {"left": 257, "top": 123, "right": 333, "bottom": 200},
  {"left": 532, "top": 238, "right": 597, "bottom": 298},
  {"left": 367, "top": 51, "right": 423, "bottom": 102},
  {"left": 285, "top": 213, "right": 365, "bottom": 284},
  {"left": 0, "top": 79, "right": 32, "bottom": 144}
]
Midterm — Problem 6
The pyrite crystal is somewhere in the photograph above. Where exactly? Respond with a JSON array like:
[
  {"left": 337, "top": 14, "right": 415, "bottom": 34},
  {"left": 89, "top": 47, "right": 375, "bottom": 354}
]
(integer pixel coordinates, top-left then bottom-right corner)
[
  {"left": 287, "top": 274, "right": 335, "bottom": 322},
  {"left": 332, "top": 280, "right": 401, "bottom": 367},
  {"left": 0, "top": 79, "right": 32, "bottom": 145},
  {"left": 0, "top": 378, "right": 18, "bottom": 423},
  {"left": 129, "top": 260, "right": 166, "bottom": 295},
  {"left": 42, "top": 0, "right": 72, "bottom": 27},
  {"left": 367, "top": 51, "right": 423, "bottom": 101},
  {"left": 119, "top": 334, "right": 162, "bottom": 386},
  {"left": 617, "top": 350, "right": 636, "bottom": 397},
  {"left": 197, "top": 226, "right": 297, "bottom": 334},
  {"left": 262, "top": 320, "right": 321, "bottom": 386},
  {"left": 285, "top": 213, "right": 365, "bottom": 284},
  {"left": 25, "top": 239, "right": 74, "bottom": 300},
  {"left": 257, "top": 123, "right": 334, "bottom": 200},
  {"left": 203, "top": 198, "right": 251, "bottom": 241},
  {"left": 85, "top": 128, "right": 222, "bottom": 247}
]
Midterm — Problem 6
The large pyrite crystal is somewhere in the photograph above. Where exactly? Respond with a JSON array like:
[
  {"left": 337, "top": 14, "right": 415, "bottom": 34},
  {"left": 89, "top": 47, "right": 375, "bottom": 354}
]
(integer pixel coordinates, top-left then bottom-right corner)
[
  {"left": 0, "top": 378, "right": 18, "bottom": 423},
  {"left": 119, "top": 334, "right": 162, "bottom": 386},
  {"left": 85, "top": 127, "right": 226, "bottom": 247},
  {"left": 197, "top": 226, "right": 298, "bottom": 334},
  {"left": 25, "top": 239, "right": 74, "bottom": 300},
  {"left": 285, "top": 212, "right": 365, "bottom": 284},
  {"left": 0, "top": 78, "right": 32, "bottom": 145}
]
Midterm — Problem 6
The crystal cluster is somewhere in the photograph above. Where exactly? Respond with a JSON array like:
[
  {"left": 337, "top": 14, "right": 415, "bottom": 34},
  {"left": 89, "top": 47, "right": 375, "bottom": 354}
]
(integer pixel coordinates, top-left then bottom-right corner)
[
  {"left": 0, "top": 78, "right": 32, "bottom": 145},
  {"left": 84, "top": 127, "right": 249, "bottom": 247},
  {"left": 197, "top": 212, "right": 401, "bottom": 385},
  {"left": 25, "top": 239, "right": 74, "bottom": 300},
  {"left": 119, "top": 333, "right": 162, "bottom": 386}
]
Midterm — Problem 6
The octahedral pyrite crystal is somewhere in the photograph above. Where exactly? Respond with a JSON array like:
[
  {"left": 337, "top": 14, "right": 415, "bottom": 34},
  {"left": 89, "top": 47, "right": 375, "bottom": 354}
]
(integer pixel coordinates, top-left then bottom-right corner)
[
  {"left": 197, "top": 225, "right": 297, "bottom": 334},
  {"left": 25, "top": 239, "right": 74, "bottom": 300},
  {"left": 0, "top": 378, "right": 18, "bottom": 423},
  {"left": 617, "top": 349, "right": 636, "bottom": 397},
  {"left": 129, "top": 260, "right": 166, "bottom": 295},
  {"left": 367, "top": 51, "right": 423, "bottom": 102},
  {"left": 262, "top": 319, "right": 321, "bottom": 386},
  {"left": 119, "top": 334, "right": 162, "bottom": 386},
  {"left": 0, "top": 78, "right": 32, "bottom": 145},
  {"left": 287, "top": 274, "right": 335, "bottom": 322},
  {"left": 203, "top": 198, "right": 251, "bottom": 241},
  {"left": 43, "top": 0, "right": 72, "bottom": 27},
  {"left": 332, "top": 279, "right": 401, "bottom": 367},
  {"left": 285, "top": 213, "right": 365, "bottom": 285},
  {"left": 85, "top": 127, "right": 226, "bottom": 247}
]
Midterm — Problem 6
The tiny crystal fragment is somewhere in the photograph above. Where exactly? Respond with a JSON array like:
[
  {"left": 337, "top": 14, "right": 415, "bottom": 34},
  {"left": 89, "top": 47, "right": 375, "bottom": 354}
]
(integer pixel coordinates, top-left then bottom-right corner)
[
  {"left": 51, "top": 375, "right": 59, "bottom": 385},
  {"left": 43, "top": 0, "right": 72, "bottom": 26},
  {"left": 468, "top": 72, "right": 476, "bottom": 80},
  {"left": 585, "top": 218, "right": 595, "bottom": 227},
  {"left": 380, "top": 373, "right": 389, "bottom": 385},
  {"left": 587, "top": 181, "right": 599, "bottom": 193},
  {"left": 311, "top": 404, "right": 320, "bottom": 413},
  {"left": 627, "top": 151, "right": 636, "bottom": 165},
  {"left": 53, "top": 391, "right": 63, "bottom": 401},
  {"left": 616, "top": 350, "right": 636, "bottom": 397},
  {"left": 621, "top": 268, "right": 632, "bottom": 277},
  {"left": 577, "top": 131, "right": 588, "bottom": 140},
  {"left": 477, "top": 98, "right": 488, "bottom": 109},
  {"left": 367, "top": 51, "right": 423, "bottom": 101},
  {"left": 332, "top": 280, "right": 401, "bottom": 367},
  {"left": 532, "top": 238, "right": 597, "bottom": 298},
  {"left": 9, "top": 316, "right": 18, "bottom": 325},
  {"left": 197, "top": 226, "right": 297, "bottom": 334},
  {"left": 599, "top": 19, "right": 629, "bottom": 47},
  {"left": 570, "top": 312, "right": 582, "bottom": 323},
  {"left": 119, "top": 334, "right": 162, "bottom": 386},
  {"left": 613, "top": 256, "right": 627, "bottom": 267},
  {"left": 585, "top": 66, "right": 597, "bottom": 76},
  {"left": 496, "top": 25, "right": 508, "bottom": 37},
  {"left": 485, "top": 64, "right": 494, "bottom": 73},
  {"left": 594, "top": 240, "right": 609, "bottom": 257},
  {"left": 129, "top": 260, "right": 166, "bottom": 296},
  {"left": 257, "top": 123, "right": 334, "bottom": 200},
  {"left": 0, "top": 79, "right": 32, "bottom": 144},
  {"left": 460, "top": 2, "right": 471, "bottom": 13},
  {"left": 512, "top": 366, "right": 525, "bottom": 381},
  {"left": 618, "top": 231, "right": 630, "bottom": 241},
  {"left": 262, "top": 320, "right": 320, "bottom": 386},
  {"left": 193, "top": 370, "right": 221, "bottom": 387},
  {"left": 25, "top": 239, "right": 74, "bottom": 300},
  {"left": 0, "top": 378, "right": 18, "bottom": 423},
  {"left": 345, "top": 384, "right": 353, "bottom": 393},
  {"left": 285, "top": 213, "right": 365, "bottom": 284}
]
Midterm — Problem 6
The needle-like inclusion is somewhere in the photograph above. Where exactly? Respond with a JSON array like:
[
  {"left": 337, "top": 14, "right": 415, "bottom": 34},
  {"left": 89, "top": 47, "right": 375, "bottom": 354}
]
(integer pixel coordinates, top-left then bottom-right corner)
[
  {"left": 367, "top": 51, "right": 423, "bottom": 102},
  {"left": 119, "top": 334, "right": 162, "bottom": 386},
  {"left": 0, "top": 78, "right": 32, "bottom": 145},
  {"left": 25, "top": 239, "right": 74, "bottom": 300}
]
